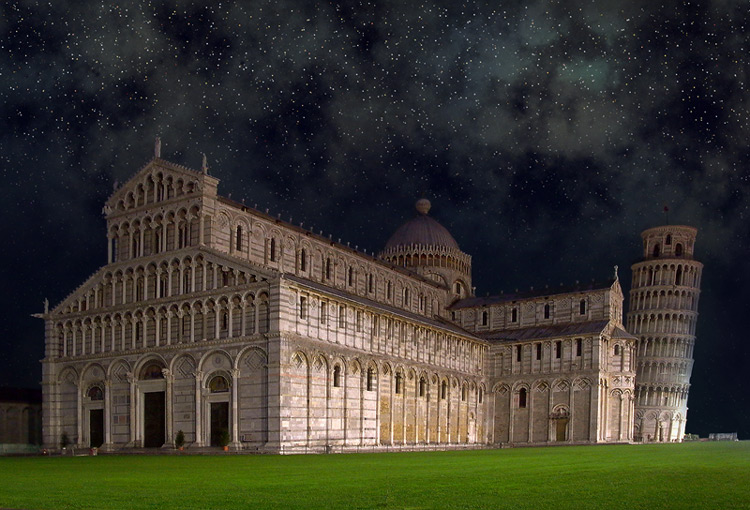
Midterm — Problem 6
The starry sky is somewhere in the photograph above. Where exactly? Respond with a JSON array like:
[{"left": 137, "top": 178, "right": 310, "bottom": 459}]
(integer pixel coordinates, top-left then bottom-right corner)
[{"left": 1, "top": 1, "right": 748, "bottom": 438}]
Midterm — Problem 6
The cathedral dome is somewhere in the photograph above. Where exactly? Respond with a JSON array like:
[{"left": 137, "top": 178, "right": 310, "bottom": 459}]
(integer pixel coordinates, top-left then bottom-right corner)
[{"left": 384, "top": 199, "right": 460, "bottom": 251}]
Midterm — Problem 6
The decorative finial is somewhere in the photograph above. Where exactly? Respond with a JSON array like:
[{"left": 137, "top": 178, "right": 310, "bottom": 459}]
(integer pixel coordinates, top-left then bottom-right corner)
[
  {"left": 614, "top": 265, "right": 619, "bottom": 280},
  {"left": 154, "top": 136, "right": 161, "bottom": 158},
  {"left": 43, "top": 298, "right": 49, "bottom": 314},
  {"left": 416, "top": 198, "right": 431, "bottom": 215},
  {"left": 202, "top": 153, "right": 208, "bottom": 174}
]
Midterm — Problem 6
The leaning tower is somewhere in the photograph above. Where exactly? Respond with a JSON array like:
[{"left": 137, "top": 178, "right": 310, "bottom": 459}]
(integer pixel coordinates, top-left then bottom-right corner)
[{"left": 627, "top": 226, "right": 702, "bottom": 442}]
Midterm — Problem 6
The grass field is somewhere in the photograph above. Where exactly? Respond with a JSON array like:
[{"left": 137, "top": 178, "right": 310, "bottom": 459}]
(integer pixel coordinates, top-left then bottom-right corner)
[{"left": 0, "top": 442, "right": 748, "bottom": 510}]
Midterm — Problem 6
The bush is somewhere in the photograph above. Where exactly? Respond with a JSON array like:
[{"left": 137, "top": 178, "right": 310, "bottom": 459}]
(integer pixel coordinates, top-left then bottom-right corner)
[
  {"left": 219, "top": 429, "right": 230, "bottom": 447},
  {"left": 175, "top": 430, "right": 185, "bottom": 449}
]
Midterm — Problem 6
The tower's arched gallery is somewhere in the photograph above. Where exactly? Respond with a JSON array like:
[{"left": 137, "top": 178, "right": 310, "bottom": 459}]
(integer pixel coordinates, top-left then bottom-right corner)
[{"left": 38, "top": 151, "right": 701, "bottom": 452}]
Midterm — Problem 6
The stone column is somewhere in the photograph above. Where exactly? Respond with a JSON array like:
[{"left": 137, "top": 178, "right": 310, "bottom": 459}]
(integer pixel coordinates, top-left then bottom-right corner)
[
  {"left": 103, "top": 378, "right": 112, "bottom": 449},
  {"left": 159, "top": 369, "right": 173, "bottom": 447},
  {"left": 527, "top": 386, "right": 533, "bottom": 443},
  {"left": 190, "top": 311, "right": 195, "bottom": 343},
  {"left": 127, "top": 373, "right": 136, "bottom": 447},
  {"left": 198, "top": 213, "right": 205, "bottom": 246},
  {"left": 194, "top": 371, "right": 203, "bottom": 446},
  {"left": 76, "top": 385, "right": 84, "bottom": 447},
  {"left": 231, "top": 368, "right": 240, "bottom": 449}
]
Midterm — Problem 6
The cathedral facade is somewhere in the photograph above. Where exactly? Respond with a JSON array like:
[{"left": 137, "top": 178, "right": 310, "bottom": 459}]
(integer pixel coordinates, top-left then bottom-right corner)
[{"left": 37, "top": 149, "right": 698, "bottom": 452}]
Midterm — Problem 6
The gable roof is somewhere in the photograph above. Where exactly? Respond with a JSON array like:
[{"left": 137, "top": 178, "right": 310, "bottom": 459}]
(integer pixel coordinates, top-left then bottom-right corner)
[
  {"left": 449, "top": 278, "right": 618, "bottom": 310},
  {"left": 104, "top": 157, "right": 217, "bottom": 212}
]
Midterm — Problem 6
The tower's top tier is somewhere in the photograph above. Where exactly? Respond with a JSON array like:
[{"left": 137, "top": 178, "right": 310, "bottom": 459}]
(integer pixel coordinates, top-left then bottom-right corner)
[{"left": 640, "top": 225, "right": 698, "bottom": 260}]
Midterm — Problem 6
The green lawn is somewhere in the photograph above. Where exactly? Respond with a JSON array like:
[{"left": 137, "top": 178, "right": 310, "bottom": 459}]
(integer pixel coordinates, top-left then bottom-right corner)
[{"left": 0, "top": 442, "right": 748, "bottom": 509}]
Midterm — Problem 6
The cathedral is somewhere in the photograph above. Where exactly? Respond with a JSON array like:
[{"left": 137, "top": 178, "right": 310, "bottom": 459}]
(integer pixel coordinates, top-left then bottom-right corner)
[{"left": 37, "top": 143, "right": 701, "bottom": 452}]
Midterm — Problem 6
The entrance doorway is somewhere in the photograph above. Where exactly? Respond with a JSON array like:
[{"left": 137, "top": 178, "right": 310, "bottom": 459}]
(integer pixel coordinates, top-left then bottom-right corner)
[
  {"left": 143, "top": 391, "right": 166, "bottom": 447},
  {"left": 556, "top": 418, "right": 569, "bottom": 441},
  {"left": 210, "top": 402, "right": 229, "bottom": 447},
  {"left": 89, "top": 409, "right": 104, "bottom": 448}
]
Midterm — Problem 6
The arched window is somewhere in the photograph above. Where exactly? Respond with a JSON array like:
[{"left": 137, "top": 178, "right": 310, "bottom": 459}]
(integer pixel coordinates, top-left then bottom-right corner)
[
  {"left": 441, "top": 380, "right": 447, "bottom": 399},
  {"left": 461, "top": 385, "right": 467, "bottom": 402},
  {"left": 403, "top": 287, "right": 410, "bottom": 306},
  {"left": 221, "top": 311, "right": 228, "bottom": 330},
  {"left": 135, "top": 321, "right": 142, "bottom": 342},
  {"left": 482, "top": 310, "right": 488, "bottom": 326},
  {"left": 269, "top": 238, "right": 276, "bottom": 262},
  {"left": 386, "top": 281, "right": 392, "bottom": 300},
  {"left": 614, "top": 345, "right": 620, "bottom": 356},
  {"left": 544, "top": 303, "right": 550, "bottom": 319},
  {"left": 518, "top": 388, "right": 527, "bottom": 408},
  {"left": 511, "top": 307, "right": 518, "bottom": 323},
  {"left": 516, "top": 345, "right": 522, "bottom": 362},
  {"left": 665, "top": 234, "right": 672, "bottom": 245},
  {"left": 653, "top": 243, "right": 660, "bottom": 257},
  {"left": 320, "top": 302, "right": 328, "bottom": 324},
  {"left": 576, "top": 338, "right": 582, "bottom": 357},
  {"left": 675, "top": 266, "right": 683, "bottom": 285},
  {"left": 88, "top": 386, "right": 103, "bottom": 401},
  {"left": 579, "top": 299, "right": 586, "bottom": 315},
  {"left": 368, "top": 274, "right": 374, "bottom": 293},
  {"left": 325, "top": 258, "right": 332, "bottom": 279},
  {"left": 348, "top": 267, "right": 354, "bottom": 286},
  {"left": 299, "top": 249, "right": 306, "bottom": 271},
  {"left": 419, "top": 377, "right": 426, "bottom": 397},
  {"left": 395, "top": 373, "right": 403, "bottom": 394},
  {"left": 366, "top": 368, "right": 374, "bottom": 391},
  {"left": 556, "top": 340, "right": 562, "bottom": 359},
  {"left": 236, "top": 225, "right": 243, "bottom": 252},
  {"left": 209, "top": 375, "right": 229, "bottom": 393},
  {"left": 454, "top": 282, "right": 461, "bottom": 294},
  {"left": 478, "top": 388, "right": 483, "bottom": 404},
  {"left": 675, "top": 243, "right": 683, "bottom": 257},
  {"left": 183, "top": 272, "right": 191, "bottom": 293},
  {"left": 536, "top": 343, "right": 542, "bottom": 360},
  {"left": 333, "top": 365, "right": 341, "bottom": 387}
]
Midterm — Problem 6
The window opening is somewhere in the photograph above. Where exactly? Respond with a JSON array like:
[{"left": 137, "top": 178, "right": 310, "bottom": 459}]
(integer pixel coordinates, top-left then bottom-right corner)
[
  {"left": 333, "top": 365, "right": 341, "bottom": 387},
  {"left": 300, "top": 297, "right": 308, "bottom": 320},
  {"left": 518, "top": 388, "right": 527, "bottom": 408}
]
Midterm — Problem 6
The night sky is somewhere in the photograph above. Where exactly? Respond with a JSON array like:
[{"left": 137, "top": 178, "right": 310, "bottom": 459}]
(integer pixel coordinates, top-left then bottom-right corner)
[{"left": 1, "top": 2, "right": 748, "bottom": 438}]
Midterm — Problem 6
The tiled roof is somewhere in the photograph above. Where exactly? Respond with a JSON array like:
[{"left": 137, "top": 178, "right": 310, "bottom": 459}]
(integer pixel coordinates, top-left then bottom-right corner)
[
  {"left": 449, "top": 279, "right": 617, "bottom": 309},
  {"left": 480, "top": 320, "right": 610, "bottom": 343}
]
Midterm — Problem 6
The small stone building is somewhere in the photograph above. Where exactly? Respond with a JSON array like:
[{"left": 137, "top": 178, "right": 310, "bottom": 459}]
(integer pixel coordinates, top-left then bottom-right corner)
[{"left": 0, "top": 388, "right": 43, "bottom": 449}]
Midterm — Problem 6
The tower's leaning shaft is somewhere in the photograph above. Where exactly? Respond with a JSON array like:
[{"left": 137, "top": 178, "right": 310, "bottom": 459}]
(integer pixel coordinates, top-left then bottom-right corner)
[{"left": 627, "top": 226, "right": 702, "bottom": 442}]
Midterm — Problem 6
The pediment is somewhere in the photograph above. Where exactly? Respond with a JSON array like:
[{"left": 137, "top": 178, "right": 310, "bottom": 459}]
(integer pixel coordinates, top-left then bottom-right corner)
[
  {"left": 103, "top": 158, "right": 217, "bottom": 218},
  {"left": 49, "top": 246, "right": 276, "bottom": 318}
]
